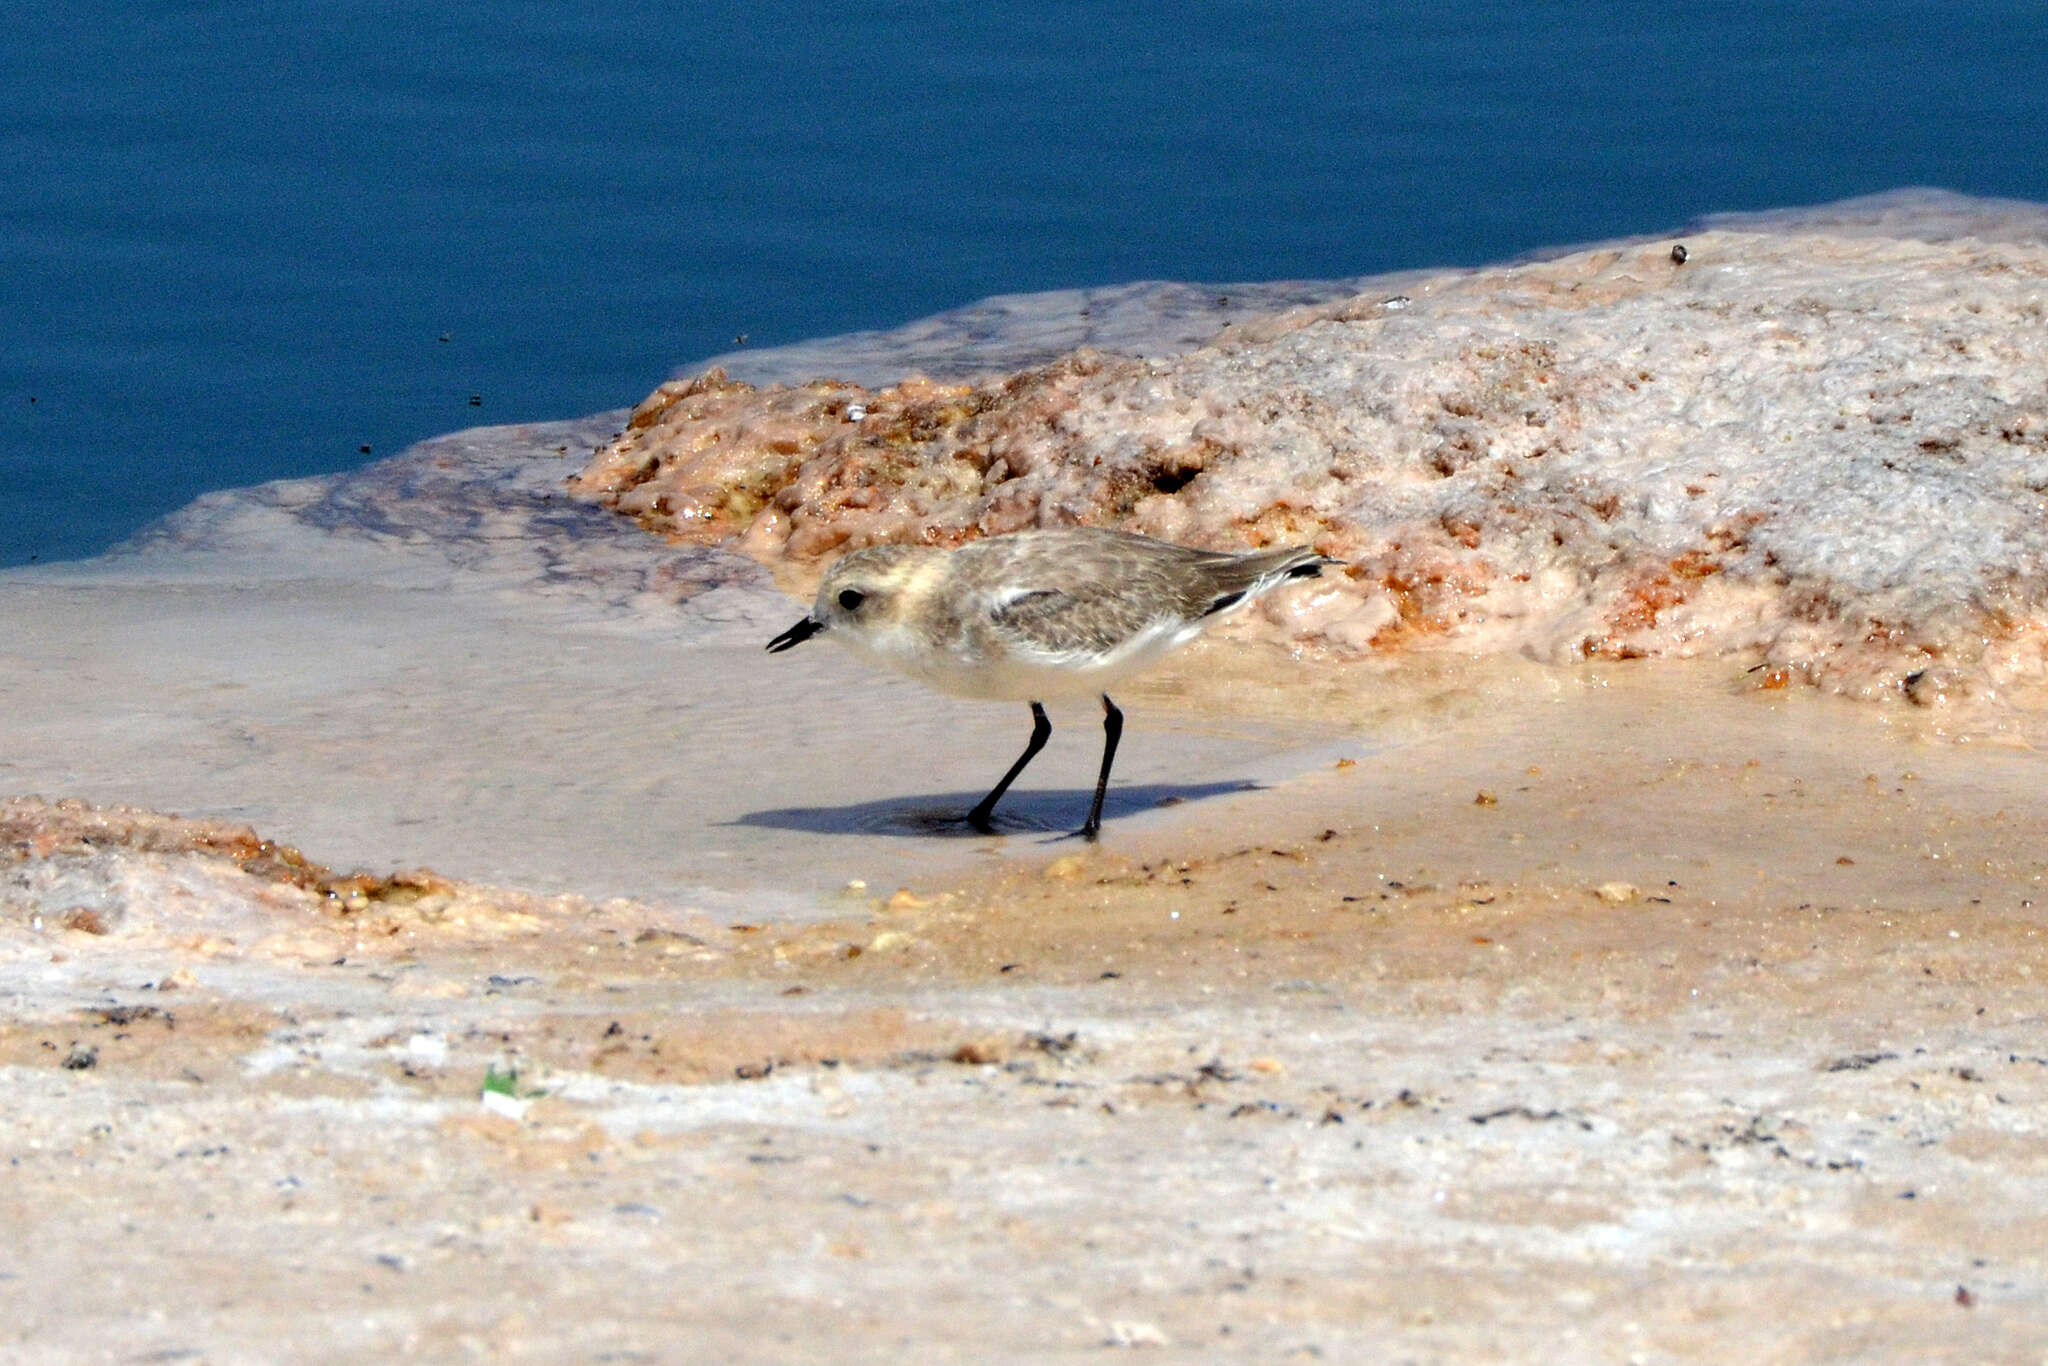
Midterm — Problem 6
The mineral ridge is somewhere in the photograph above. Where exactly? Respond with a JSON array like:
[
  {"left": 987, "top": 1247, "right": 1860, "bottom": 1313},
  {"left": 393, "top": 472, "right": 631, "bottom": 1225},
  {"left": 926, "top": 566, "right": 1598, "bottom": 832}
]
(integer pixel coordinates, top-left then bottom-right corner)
[{"left": 577, "top": 222, "right": 2048, "bottom": 711}]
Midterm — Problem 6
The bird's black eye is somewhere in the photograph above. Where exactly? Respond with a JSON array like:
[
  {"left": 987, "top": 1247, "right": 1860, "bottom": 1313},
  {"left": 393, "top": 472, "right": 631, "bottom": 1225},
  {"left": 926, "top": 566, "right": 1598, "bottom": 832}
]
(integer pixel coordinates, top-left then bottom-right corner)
[{"left": 837, "top": 588, "right": 866, "bottom": 612}]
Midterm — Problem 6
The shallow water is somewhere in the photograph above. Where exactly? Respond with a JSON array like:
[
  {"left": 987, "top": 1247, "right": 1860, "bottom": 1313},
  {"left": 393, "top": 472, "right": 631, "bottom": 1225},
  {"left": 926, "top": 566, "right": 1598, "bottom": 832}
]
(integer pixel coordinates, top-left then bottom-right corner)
[{"left": 0, "top": 413, "right": 1362, "bottom": 917}]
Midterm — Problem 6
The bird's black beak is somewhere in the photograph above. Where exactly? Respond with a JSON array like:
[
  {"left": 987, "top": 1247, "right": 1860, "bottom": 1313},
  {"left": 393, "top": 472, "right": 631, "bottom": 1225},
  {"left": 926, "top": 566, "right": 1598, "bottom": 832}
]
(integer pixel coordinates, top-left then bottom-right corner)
[{"left": 766, "top": 617, "right": 824, "bottom": 653}]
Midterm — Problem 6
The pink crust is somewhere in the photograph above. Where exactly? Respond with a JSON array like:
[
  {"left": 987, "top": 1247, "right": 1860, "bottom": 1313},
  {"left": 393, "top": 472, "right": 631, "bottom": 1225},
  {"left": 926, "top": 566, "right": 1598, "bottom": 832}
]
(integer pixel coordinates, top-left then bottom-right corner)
[{"left": 573, "top": 230, "right": 2048, "bottom": 713}]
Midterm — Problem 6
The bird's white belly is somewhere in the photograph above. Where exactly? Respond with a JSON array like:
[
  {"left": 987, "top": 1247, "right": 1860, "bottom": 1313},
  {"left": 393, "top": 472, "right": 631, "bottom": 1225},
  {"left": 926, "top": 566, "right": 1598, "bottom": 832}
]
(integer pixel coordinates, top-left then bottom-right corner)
[{"left": 840, "top": 619, "right": 1201, "bottom": 701}]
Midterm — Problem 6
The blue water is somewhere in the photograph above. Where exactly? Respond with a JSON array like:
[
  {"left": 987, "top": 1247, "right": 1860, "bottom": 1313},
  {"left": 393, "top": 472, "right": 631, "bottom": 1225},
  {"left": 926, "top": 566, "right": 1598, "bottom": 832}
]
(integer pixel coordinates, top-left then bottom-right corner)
[{"left": 3, "top": 1, "right": 2044, "bottom": 567}]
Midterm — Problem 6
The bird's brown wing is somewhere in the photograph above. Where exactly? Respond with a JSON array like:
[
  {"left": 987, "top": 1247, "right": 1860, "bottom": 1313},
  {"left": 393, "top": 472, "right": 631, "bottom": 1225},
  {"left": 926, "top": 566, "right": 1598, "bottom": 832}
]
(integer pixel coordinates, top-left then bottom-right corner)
[
  {"left": 986, "top": 581, "right": 1175, "bottom": 656},
  {"left": 964, "top": 530, "right": 1332, "bottom": 654}
]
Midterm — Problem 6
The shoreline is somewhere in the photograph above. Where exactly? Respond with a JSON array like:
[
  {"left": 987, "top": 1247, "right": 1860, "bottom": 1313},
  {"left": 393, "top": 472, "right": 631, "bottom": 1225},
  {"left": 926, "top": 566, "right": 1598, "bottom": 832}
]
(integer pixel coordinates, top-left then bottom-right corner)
[{"left": 6, "top": 190, "right": 2048, "bottom": 1361}]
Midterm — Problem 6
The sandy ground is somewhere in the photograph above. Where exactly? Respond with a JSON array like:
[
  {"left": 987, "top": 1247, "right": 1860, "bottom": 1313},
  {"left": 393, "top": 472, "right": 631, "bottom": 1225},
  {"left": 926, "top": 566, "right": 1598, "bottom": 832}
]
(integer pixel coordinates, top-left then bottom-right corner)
[
  {"left": 6, "top": 650, "right": 2047, "bottom": 1364},
  {"left": 12, "top": 196, "right": 2048, "bottom": 1362}
]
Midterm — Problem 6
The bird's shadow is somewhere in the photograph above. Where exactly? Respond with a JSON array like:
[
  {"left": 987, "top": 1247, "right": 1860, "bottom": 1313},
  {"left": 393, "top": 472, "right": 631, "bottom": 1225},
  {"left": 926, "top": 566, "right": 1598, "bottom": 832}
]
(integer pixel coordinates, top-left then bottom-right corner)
[{"left": 729, "top": 781, "right": 1261, "bottom": 840}]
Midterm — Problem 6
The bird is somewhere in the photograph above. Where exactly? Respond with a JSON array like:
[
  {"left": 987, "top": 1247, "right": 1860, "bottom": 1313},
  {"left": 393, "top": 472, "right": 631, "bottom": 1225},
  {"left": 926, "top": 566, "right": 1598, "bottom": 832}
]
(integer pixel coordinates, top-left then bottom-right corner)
[{"left": 766, "top": 526, "right": 1337, "bottom": 839}]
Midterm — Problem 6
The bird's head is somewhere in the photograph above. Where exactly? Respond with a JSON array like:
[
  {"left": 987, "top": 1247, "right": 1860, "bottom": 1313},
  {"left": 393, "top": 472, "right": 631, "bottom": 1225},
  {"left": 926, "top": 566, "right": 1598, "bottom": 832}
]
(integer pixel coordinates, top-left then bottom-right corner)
[{"left": 765, "top": 544, "right": 937, "bottom": 653}]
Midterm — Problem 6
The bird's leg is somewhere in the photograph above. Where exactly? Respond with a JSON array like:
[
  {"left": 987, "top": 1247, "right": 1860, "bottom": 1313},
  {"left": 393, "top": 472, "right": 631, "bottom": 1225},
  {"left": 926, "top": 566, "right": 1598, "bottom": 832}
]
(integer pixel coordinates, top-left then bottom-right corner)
[
  {"left": 967, "top": 701, "right": 1051, "bottom": 833},
  {"left": 1080, "top": 694, "right": 1124, "bottom": 841}
]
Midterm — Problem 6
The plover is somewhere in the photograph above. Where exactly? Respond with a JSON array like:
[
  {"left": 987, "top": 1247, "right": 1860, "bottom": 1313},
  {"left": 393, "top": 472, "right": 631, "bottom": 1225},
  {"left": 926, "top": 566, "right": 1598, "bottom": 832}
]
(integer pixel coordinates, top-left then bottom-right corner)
[{"left": 767, "top": 527, "right": 1336, "bottom": 838}]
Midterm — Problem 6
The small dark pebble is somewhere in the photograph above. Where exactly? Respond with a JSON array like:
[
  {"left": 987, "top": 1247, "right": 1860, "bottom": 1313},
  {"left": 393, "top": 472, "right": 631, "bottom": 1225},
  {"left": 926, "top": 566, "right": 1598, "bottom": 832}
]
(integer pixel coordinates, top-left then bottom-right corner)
[
  {"left": 93, "top": 1005, "right": 165, "bottom": 1027},
  {"left": 1671, "top": 243, "right": 1689, "bottom": 264},
  {"left": 62, "top": 1044, "right": 98, "bottom": 1071},
  {"left": 1955, "top": 1285, "right": 1976, "bottom": 1307},
  {"left": 1025, "top": 1031, "right": 1078, "bottom": 1056}
]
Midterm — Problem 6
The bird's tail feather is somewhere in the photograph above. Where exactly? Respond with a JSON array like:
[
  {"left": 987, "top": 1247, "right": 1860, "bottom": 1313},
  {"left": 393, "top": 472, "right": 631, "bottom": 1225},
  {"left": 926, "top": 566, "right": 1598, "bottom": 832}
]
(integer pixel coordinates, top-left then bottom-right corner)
[
  {"left": 1192, "top": 544, "right": 1341, "bottom": 617},
  {"left": 1217, "top": 544, "right": 1341, "bottom": 587}
]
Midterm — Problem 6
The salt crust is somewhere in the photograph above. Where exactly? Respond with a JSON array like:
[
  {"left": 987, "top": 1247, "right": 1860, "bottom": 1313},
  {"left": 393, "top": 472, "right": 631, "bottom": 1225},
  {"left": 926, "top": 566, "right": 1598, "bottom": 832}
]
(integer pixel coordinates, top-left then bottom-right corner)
[
  {"left": 577, "top": 202, "right": 2048, "bottom": 715},
  {"left": 0, "top": 796, "right": 716, "bottom": 949}
]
